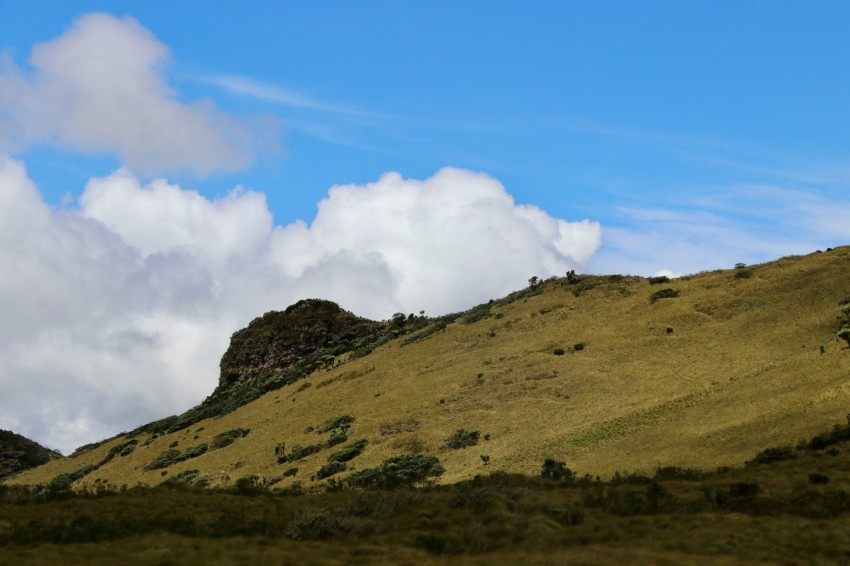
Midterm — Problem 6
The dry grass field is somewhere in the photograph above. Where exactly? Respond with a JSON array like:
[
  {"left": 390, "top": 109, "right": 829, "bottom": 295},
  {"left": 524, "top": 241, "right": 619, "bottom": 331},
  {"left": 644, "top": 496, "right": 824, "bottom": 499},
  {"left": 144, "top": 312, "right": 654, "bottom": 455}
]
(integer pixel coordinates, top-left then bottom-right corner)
[{"left": 7, "top": 246, "right": 850, "bottom": 491}]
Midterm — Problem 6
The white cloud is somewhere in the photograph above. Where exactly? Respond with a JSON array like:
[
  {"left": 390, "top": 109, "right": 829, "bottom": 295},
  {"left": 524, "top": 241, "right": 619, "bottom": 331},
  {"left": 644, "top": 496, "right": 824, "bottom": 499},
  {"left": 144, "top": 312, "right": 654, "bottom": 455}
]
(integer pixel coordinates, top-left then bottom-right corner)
[
  {"left": 0, "top": 157, "right": 600, "bottom": 453},
  {"left": 0, "top": 13, "right": 275, "bottom": 176}
]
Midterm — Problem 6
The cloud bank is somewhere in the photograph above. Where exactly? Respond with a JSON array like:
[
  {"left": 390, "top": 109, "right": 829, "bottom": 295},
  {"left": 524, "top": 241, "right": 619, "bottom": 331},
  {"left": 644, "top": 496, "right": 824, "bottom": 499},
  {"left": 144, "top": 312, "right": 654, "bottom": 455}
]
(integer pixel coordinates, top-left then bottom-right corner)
[
  {"left": 0, "top": 157, "right": 601, "bottom": 453},
  {"left": 0, "top": 13, "right": 274, "bottom": 176}
]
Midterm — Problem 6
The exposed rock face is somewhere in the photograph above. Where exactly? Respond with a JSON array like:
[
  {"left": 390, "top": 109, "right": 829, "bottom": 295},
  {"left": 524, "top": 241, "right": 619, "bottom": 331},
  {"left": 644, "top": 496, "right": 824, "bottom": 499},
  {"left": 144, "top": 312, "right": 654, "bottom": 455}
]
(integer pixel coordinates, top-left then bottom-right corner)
[
  {"left": 217, "top": 298, "right": 383, "bottom": 392},
  {"left": 162, "top": 299, "right": 386, "bottom": 432},
  {"left": 0, "top": 429, "right": 62, "bottom": 479}
]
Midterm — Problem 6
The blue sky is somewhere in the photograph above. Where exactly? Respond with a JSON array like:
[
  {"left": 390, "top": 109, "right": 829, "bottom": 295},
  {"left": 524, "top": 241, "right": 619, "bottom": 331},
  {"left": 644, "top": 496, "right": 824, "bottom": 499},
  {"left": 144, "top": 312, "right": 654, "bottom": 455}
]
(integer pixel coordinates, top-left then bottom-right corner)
[
  {"left": 2, "top": 1, "right": 850, "bottom": 451},
  {"left": 4, "top": 1, "right": 849, "bottom": 270}
]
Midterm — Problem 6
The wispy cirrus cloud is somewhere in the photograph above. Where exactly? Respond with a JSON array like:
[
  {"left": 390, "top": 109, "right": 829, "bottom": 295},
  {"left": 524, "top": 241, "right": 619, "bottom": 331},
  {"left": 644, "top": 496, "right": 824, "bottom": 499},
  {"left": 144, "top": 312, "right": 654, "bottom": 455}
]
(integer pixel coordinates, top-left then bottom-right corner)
[
  {"left": 591, "top": 183, "right": 850, "bottom": 277},
  {"left": 197, "top": 74, "right": 375, "bottom": 117}
]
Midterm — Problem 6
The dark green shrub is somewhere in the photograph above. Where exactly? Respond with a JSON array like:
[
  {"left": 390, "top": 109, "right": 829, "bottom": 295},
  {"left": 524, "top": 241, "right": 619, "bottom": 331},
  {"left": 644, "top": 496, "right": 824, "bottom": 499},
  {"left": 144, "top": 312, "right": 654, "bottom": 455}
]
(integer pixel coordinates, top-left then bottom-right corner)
[
  {"left": 285, "top": 507, "right": 354, "bottom": 540},
  {"left": 541, "top": 458, "right": 574, "bottom": 481},
  {"left": 443, "top": 429, "right": 480, "bottom": 450},
  {"left": 821, "top": 489, "right": 850, "bottom": 517},
  {"left": 96, "top": 438, "right": 139, "bottom": 466},
  {"left": 144, "top": 449, "right": 182, "bottom": 470},
  {"left": 653, "top": 466, "right": 703, "bottom": 481},
  {"left": 729, "top": 482, "right": 760, "bottom": 498},
  {"left": 328, "top": 439, "right": 368, "bottom": 463},
  {"left": 316, "top": 461, "right": 347, "bottom": 479},
  {"left": 650, "top": 288, "right": 680, "bottom": 302},
  {"left": 316, "top": 415, "right": 355, "bottom": 434},
  {"left": 346, "top": 491, "right": 398, "bottom": 519},
  {"left": 144, "top": 443, "right": 209, "bottom": 470},
  {"left": 750, "top": 446, "right": 797, "bottom": 464},
  {"left": 553, "top": 348, "right": 566, "bottom": 356},
  {"left": 182, "top": 443, "right": 208, "bottom": 460},
  {"left": 169, "top": 469, "right": 209, "bottom": 487},
  {"left": 573, "top": 342, "right": 585, "bottom": 351},
  {"left": 449, "top": 483, "right": 499, "bottom": 510},
  {"left": 417, "top": 533, "right": 447, "bottom": 555},
  {"left": 549, "top": 507, "right": 585, "bottom": 526},
  {"left": 211, "top": 428, "right": 250, "bottom": 450},
  {"left": 400, "top": 323, "right": 447, "bottom": 346},
  {"left": 809, "top": 473, "right": 830, "bottom": 485},
  {"left": 348, "top": 454, "right": 445, "bottom": 489},
  {"left": 838, "top": 326, "right": 850, "bottom": 348},
  {"left": 326, "top": 429, "right": 348, "bottom": 447},
  {"left": 45, "top": 473, "right": 74, "bottom": 497},
  {"left": 233, "top": 475, "right": 264, "bottom": 494},
  {"left": 734, "top": 269, "right": 753, "bottom": 279},
  {"left": 805, "top": 420, "right": 850, "bottom": 450},
  {"left": 648, "top": 276, "right": 669, "bottom": 285},
  {"left": 611, "top": 471, "right": 652, "bottom": 485},
  {"left": 278, "top": 443, "right": 324, "bottom": 464}
]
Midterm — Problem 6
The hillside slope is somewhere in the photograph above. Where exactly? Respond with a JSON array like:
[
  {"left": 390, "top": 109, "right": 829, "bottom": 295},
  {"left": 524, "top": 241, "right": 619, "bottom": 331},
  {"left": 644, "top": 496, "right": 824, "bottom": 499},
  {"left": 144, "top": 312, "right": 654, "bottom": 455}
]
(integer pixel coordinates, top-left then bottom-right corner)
[
  {"left": 6, "top": 246, "right": 850, "bottom": 490},
  {"left": 0, "top": 430, "right": 61, "bottom": 479}
]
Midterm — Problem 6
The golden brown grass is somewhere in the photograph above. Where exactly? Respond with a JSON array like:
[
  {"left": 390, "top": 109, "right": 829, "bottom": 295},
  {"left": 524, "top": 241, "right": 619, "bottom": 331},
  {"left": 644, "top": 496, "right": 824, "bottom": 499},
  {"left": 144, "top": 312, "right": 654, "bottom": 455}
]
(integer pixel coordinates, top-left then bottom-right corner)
[{"left": 6, "top": 246, "right": 850, "bottom": 492}]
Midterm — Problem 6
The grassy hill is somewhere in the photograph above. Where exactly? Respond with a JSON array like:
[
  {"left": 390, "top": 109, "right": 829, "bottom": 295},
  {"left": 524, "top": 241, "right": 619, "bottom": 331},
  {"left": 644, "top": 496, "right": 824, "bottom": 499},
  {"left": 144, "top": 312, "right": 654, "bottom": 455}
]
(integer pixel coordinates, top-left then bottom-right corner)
[{"left": 5, "top": 246, "right": 850, "bottom": 492}]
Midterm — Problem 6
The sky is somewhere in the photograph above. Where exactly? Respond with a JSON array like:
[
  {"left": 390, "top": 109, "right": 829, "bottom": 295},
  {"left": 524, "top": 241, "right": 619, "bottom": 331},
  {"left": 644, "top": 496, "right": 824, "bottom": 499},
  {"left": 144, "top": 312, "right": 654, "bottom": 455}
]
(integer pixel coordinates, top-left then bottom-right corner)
[{"left": 2, "top": 1, "right": 850, "bottom": 453}]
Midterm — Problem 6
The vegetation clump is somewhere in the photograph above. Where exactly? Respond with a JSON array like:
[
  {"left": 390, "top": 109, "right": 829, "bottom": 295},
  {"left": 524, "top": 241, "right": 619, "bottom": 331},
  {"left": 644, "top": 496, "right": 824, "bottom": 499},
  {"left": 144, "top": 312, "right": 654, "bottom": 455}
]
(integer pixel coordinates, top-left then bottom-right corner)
[
  {"left": 169, "top": 469, "right": 210, "bottom": 488},
  {"left": 650, "top": 288, "right": 680, "bottom": 303},
  {"left": 276, "top": 443, "right": 324, "bottom": 464},
  {"left": 316, "top": 415, "right": 355, "bottom": 434},
  {"left": 749, "top": 446, "right": 796, "bottom": 464},
  {"left": 348, "top": 454, "right": 445, "bottom": 489},
  {"left": 541, "top": 458, "right": 575, "bottom": 481},
  {"left": 210, "top": 428, "right": 250, "bottom": 450},
  {"left": 442, "top": 429, "right": 480, "bottom": 450},
  {"left": 144, "top": 444, "right": 208, "bottom": 470},
  {"left": 328, "top": 439, "right": 368, "bottom": 464},
  {"left": 833, "top": 305, "right": 850, "bottom": 348},
  {"left": 804, "top": 415, "right": 850, "bottom": 450}
]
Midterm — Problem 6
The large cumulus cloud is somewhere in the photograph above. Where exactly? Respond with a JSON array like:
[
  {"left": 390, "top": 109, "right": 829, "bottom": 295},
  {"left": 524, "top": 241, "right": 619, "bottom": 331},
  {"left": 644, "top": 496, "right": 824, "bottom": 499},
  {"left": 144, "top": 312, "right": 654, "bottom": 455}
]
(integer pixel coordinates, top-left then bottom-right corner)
[
  {"left": 0, "top": 13, "right": 273, "bottom": 176},
  {"left": 0, "top": 157, "right": 600, "bottom": 453}
]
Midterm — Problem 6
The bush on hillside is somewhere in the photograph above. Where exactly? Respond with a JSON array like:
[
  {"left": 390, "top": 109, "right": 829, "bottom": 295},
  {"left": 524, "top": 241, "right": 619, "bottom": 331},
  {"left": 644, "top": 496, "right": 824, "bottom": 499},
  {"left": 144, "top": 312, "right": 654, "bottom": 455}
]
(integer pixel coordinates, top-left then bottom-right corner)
[
  {"left": 144, "top": 444, "right": 208, "bottom": 470},
  {"left": 650, "top": 288, "right": 680, "bottom": 303},
  {"left": 442, "top": 429, "right": 480, "bottom": 450},
  {"left": 838, "top": 326, "right": 850, "bottom": 348},
  {"left": 316, "top": 415, "right": 355, "bottom": 434},
  {"left": 328, "top": 439, "right": 368, "bottom": 463},
  {"left": 541, "top": 458, "right": 575, "bottom": 481},
  {"left": 750, "top": 446, "right": 796, "bottom": 464},
  {"left": 348, "top": 454, "right": 445, "bottom": 489},
  {"left": 211, "top": 428, "right": 250, "bottom": 450}
]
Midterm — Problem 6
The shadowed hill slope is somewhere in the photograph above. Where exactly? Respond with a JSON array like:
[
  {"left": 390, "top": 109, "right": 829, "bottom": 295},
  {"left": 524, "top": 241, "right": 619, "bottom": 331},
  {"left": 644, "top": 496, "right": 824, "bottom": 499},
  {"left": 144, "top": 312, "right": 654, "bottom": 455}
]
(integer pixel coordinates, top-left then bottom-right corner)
[
  {"left": 5, "top": 246, "right": 850, "bottom": 491},
  {"left": 0, "top": 430, "right": 61, "bottom": 479}
]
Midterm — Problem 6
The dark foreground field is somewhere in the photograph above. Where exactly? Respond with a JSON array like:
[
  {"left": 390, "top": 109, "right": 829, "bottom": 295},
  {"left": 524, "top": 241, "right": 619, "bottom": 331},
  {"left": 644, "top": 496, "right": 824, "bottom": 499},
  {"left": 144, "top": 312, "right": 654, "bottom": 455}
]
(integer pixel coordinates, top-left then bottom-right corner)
[{"left": 3, "top": 436, "right": 850, "bottom": 565}]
